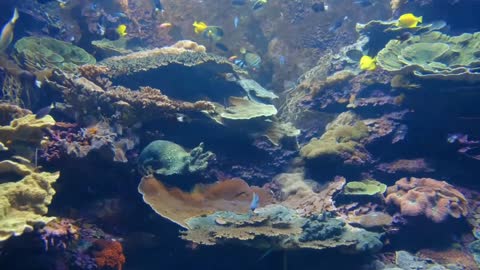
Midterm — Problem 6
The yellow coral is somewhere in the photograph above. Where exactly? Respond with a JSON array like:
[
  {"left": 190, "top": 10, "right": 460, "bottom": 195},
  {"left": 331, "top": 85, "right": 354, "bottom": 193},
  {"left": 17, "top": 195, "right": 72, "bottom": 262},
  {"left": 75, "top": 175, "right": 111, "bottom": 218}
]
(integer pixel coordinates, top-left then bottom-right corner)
[
  {"left": 0, "top": 160, "right": 60, "bottom": 242},
  {"left": 0, "top": 114, "right": 55, "bottom": 146}
]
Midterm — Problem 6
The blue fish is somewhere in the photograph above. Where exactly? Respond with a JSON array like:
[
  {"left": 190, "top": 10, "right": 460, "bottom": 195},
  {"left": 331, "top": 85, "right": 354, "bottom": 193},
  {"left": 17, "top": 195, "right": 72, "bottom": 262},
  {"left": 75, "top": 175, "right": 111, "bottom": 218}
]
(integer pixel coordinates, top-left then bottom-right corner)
[
  {"left": 279, "top": 55, "right": 286, "bottom": 65},
  {"left": 234, "top": 16, "right": 239, "bottom": 29},
  {"left": 35, "top": 104, "right": 54, "bottom": 119},
  {"left": 250, "top": 192, "right": 259, "bottom": 211}
]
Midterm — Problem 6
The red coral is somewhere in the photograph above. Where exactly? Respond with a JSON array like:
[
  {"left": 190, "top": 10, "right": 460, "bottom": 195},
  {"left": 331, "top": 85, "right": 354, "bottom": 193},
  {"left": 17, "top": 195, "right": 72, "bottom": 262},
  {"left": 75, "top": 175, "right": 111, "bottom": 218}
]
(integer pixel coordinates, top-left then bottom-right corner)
[
  {"left": 92, "top": 240, "right": 126, "bottom": 270},
  {"left": 386, "top": 177, "right": 468, "bottom": 223}
]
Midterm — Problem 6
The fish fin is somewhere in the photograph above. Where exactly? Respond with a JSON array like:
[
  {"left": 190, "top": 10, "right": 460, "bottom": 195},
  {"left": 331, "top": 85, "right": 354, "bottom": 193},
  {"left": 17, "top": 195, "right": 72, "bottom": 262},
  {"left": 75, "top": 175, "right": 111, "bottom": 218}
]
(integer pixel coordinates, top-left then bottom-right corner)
[
  {"left": 418, "top": 16, "right": 423, "bottom": 24},
  {"left": 11, "top": 8, "right": 19, "bottom": 24}
]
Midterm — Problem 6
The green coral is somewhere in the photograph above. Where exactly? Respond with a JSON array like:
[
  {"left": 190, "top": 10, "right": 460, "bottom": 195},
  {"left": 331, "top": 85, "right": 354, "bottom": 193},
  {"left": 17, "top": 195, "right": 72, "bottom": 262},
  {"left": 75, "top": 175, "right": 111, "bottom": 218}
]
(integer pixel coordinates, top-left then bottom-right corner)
[
  {"left": 138, "top": 140, "right": 215, "bottom": 176},
  {"left": 344, "top": 180, "right": 387, "bottom": 196},
  {"left": 300, "top": 112, "right": 370, "bottom": 165},
  {"left": 376, "top": 31, "right": 480, "bottom": 81},
  {"left": 13, "top": 37, "right": 96, "bottom": 72}
]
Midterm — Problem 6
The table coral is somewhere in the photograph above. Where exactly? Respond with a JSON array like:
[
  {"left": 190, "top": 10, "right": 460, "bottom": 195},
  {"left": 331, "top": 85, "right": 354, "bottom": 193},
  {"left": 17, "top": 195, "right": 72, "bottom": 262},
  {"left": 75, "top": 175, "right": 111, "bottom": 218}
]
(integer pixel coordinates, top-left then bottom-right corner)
[
  {"left": 386, "top": 177, "right": 468, "bottom": 223},
  {"left": 13, "top": 37, "right": 96, "bottom": 73},
  {"left": 138, "top": 176, "right": 273, "bottom": 228},
  {"left": 376, "top": 31, "right": 480, "bottom": 81},
  {"left": 0, "top": 160, "right": 60, "bottom": 242},
  {"left": 138, "top": 140, "right": 215, "bottom": 176}
]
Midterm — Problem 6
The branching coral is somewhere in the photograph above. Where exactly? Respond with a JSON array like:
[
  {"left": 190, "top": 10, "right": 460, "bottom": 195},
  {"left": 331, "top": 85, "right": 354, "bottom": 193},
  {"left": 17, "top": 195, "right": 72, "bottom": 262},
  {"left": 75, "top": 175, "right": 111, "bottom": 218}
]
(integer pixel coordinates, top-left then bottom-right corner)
[
  {"left": 386, "top": 177, "right": 468, "bottom": 223},
  {"left": 92, "top": 240, "right": 126, "bottom": 270},
  {"left": 42, "top": 121, "right": 137, "bottom": 163},
  {"left": 0, "top": 160, "right": 60, "bottom": 242}
]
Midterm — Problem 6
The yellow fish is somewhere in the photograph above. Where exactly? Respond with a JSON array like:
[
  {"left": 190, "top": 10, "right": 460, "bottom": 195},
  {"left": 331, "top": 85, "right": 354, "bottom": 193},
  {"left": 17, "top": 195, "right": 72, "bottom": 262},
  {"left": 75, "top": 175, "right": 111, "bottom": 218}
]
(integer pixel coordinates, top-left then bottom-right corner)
[
  {"left": 193, "top": 21, "right": 208, "bottom": 34},
  {"left": 0, "top": 8, "right": 19, "bottom": 53},
  {"left": 359, "top": 55, "right": 376, "bottom": 71},
  {"left": 397, "top": 13, "right": 423, "bottom": 28},
  {"left": 116, "top": 24, "right": 127, "bottom": 37}
]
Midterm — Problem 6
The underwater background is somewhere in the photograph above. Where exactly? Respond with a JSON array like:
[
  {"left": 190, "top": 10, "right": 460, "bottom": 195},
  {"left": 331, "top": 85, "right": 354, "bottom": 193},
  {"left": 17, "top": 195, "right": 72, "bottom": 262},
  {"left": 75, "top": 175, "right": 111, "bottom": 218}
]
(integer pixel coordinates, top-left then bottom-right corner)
[{"left": 0, "top": 0, "right": 480, "bottom": 269}]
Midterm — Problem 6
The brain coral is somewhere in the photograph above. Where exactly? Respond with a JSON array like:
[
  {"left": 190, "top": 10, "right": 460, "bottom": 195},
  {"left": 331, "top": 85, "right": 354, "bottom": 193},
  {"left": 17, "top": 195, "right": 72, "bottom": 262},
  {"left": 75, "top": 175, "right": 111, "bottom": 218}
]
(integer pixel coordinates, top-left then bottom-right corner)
[{"left": 386, "top": 177, "right": 468, "bottom": 223}]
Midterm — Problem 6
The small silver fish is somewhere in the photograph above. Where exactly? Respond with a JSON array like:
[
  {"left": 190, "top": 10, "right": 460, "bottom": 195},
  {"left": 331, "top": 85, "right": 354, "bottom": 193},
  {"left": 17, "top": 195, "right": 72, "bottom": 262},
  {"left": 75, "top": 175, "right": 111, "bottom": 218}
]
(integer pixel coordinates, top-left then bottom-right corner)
[
  {"left": 250, "top": 192, "right": 259, "bottom": 211},
  {"left": 0, "top": 8, "right": 19, "bottom": 53},
  {"left": 234, "top": 16, "right": 239, "bottom": 29}
]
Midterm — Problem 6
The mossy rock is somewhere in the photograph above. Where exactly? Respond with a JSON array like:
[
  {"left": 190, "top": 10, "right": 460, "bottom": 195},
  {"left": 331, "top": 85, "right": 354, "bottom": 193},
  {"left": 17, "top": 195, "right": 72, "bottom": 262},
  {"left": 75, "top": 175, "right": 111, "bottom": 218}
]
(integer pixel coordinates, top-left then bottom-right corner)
[
  {"left": 13, "top": 37, "right": 96, "bottom": 73},
  {"left": 344, "top": 180, "right": 387, "bottom": 196}
]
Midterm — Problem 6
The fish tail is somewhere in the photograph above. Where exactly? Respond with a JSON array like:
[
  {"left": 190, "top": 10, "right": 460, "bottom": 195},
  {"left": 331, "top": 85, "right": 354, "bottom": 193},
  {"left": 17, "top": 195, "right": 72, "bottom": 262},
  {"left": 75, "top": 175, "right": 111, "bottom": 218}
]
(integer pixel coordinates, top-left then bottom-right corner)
[
  {"left": 418, "top": 16, "right": 423, "bottom": 23},
  {"left": 11, "top": 8, "right": 19, "bottom": 24}
]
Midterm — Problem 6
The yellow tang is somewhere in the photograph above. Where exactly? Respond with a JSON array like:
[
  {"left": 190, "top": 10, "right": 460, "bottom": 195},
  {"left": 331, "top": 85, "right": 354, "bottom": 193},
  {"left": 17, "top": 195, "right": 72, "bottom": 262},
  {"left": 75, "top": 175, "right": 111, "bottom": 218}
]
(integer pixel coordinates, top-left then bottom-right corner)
[
  {"left": 192, "top": 21, "right": 208, "bottom": 34},
  {"left": 116, "top": 24, "right": 127, "bottom": 37},
  {"left": 397, "top": 13, "right": 423, "bottom": 28},
  {"left": 359, "top": 55, "right": 376, "bottom": 71}
]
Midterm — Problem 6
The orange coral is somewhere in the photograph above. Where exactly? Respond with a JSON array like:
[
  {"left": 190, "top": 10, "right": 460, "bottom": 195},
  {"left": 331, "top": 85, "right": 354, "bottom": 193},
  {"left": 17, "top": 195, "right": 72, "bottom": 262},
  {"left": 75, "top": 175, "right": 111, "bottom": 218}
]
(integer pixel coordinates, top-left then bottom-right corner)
[
  {"left": 138, "top": 176, "right": 274, "bottom": 228},
  {"left": 93, "top": 240, "right": 126, "bottom": 270},
  {"left": 386, "top": 177, "right": 468, "bottom": 223}
]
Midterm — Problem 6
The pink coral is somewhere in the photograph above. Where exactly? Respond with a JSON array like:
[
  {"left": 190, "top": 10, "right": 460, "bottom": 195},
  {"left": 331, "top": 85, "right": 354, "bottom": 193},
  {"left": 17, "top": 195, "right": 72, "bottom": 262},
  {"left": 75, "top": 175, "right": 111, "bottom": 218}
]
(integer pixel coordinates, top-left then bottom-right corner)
[{"left": 386, "top": 177, "right": 468, "bottom": 223}]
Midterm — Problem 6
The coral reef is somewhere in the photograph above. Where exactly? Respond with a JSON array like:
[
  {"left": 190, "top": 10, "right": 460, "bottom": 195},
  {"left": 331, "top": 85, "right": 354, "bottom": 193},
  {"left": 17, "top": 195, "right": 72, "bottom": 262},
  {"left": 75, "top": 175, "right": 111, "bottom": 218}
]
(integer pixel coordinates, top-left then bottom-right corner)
[
  {"left": 138, "top": 140, "right": 215, "bottom": 176},
  {"left": 386, "top": 177, "right": 468, "bottom": 223},
  {"left": 0, "top": 160, "right": 60, "bottom": 242}
]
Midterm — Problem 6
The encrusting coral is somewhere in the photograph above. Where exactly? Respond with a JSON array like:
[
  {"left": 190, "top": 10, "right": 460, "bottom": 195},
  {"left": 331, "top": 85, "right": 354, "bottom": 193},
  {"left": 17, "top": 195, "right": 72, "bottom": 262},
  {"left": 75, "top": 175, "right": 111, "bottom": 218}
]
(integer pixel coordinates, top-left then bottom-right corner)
[
  {"left": 386, "top": 177, "right": 468, "bottom": 223},
  {"left": 344, "top": 180, "right": 387, "bottom": 196},
  {"left": 0, "top": 114, "right": 55, "bottom": 158},
  {"left": 0, "top": 160, "right": 60, "bottom": 242},
  {"left": 300, "top": 111, "right": 371, "bottom": 166}
]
